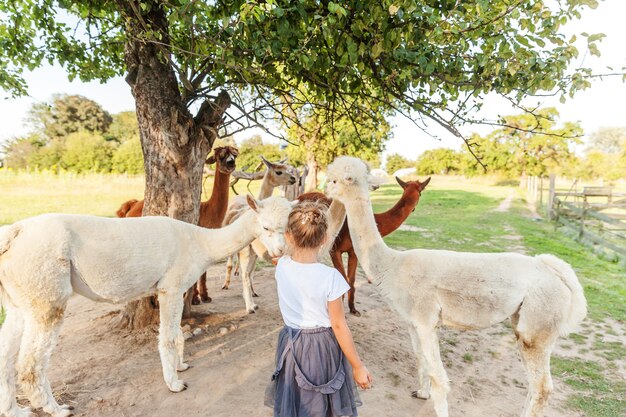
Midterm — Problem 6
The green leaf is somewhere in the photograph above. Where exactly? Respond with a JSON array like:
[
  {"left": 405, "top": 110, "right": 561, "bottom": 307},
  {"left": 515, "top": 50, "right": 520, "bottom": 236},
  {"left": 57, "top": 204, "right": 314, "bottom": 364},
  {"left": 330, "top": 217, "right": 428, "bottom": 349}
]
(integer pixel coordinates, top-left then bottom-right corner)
[{"left": 587, "top": 33, "right": 605, "bottom": 43}]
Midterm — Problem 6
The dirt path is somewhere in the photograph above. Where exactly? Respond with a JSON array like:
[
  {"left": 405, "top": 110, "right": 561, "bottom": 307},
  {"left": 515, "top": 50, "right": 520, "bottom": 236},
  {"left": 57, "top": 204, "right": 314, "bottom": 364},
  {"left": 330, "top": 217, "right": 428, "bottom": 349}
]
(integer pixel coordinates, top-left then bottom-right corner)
[
  {"left": 493, "top": 191, "right": 514, "bottom": 212},
  {"left": 20, "top": 256, "right": 588, "bottom": 417}
]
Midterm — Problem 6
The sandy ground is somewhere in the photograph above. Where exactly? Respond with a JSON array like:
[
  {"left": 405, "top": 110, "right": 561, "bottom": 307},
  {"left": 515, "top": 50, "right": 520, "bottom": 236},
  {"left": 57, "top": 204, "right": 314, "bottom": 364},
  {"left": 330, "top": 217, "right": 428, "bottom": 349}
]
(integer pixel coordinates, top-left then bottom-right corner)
[{"left": 15, "top": 259, "right": 592, "bottom": 417}]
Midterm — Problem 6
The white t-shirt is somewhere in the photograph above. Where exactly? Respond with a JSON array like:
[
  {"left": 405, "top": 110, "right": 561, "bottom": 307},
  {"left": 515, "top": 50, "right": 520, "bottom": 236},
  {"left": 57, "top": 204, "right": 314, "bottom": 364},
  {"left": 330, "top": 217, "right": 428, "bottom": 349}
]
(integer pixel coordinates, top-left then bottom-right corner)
[{"left": 275, "top": 256, "right": 350, "bottom": 329}]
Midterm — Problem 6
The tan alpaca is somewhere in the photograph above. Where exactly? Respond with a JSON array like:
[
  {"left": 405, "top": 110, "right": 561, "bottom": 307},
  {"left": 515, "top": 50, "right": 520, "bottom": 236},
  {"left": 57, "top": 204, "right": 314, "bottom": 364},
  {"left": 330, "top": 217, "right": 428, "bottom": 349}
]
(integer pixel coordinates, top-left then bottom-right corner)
[
  {"left": 0, "top": 196, "right": 292, "bottom": 417},
  {"left": 325, "top": 156, "right": 587, "bottom": 417},
  {"left": 221, "top": 156, "right": 296, "bottom": 313}
]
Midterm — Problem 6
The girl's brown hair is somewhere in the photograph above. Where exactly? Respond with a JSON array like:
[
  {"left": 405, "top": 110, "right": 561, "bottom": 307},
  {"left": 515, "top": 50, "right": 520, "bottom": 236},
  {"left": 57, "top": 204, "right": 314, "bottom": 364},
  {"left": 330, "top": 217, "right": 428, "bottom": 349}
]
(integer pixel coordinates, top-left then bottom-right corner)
[{"left": 287, "top": 201, "right": 328, "bottom": 249}]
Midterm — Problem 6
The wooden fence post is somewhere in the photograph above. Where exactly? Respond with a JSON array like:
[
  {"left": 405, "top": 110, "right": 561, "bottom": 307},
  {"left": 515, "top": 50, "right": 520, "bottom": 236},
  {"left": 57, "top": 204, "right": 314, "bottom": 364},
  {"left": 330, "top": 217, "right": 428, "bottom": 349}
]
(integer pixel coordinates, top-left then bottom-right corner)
[
  {"left": 548, "top": 174, "right": 556, "bottom": 220},
  {"left": 579, "top": 196, "right": 587, "bottom": 239}
]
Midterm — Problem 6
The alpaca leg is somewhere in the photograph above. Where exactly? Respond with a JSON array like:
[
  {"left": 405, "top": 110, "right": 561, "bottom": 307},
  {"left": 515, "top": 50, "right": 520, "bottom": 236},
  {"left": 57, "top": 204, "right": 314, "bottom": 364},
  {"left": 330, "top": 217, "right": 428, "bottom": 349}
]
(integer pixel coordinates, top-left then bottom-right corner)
[
  {"left": 239, "top": 248, "right": 258, "bottom": 313},
  {"left": 407, "top": 325, "right": 431, "bottom": 400},
  {"left": 346, "top": 251, "right": 360, "bottom": 316},
  {"left": 175, "top": 328, "right": 190, "bottom": 372},
  {"left": 157, "top": 290, "right": 187, "bottom": 392},
  {"left": 197, "top": 273, "right": 211, "bottom": 303},
  {"left": 0, "top": 307, "right": 32, "bottom": 417},
  {"left": 17, "top": 312, "right": 72, "bottom": 417},
  {"left": 191, "top": 283, "right": 201, "bottom": 305},
  {"left": 249, "top": 252, "right": 260, "bottom": 298},
  {"left": 222, "top": 255, "right": 234, "bottom": 290},
  {"left": 415, "top": 324, "right": 449, "bottom": 417},
  {"left": 518, "top": 340, "right": 555, "bottom": 417},
  {"left": 329, "top": 250, "right": 348, "bottom": 280}
]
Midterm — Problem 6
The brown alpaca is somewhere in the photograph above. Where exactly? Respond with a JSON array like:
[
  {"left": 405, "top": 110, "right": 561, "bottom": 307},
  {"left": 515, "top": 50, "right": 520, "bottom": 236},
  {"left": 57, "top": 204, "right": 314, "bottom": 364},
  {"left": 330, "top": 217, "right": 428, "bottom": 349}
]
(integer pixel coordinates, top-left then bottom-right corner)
[
  {"left": 116, "top": 146, "right": 239, "bottom": 304},
  {"left": 299, "top": 176, "right": 430, "bottom": 316}
]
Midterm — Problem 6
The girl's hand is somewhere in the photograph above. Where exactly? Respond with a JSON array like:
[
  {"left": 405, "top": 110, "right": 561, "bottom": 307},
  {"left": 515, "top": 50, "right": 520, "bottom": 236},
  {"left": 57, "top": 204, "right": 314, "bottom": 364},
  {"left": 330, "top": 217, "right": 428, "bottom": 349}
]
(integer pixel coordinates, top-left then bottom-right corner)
[{"left": 353, "top": 365, "right": 373, "bottom": 389}]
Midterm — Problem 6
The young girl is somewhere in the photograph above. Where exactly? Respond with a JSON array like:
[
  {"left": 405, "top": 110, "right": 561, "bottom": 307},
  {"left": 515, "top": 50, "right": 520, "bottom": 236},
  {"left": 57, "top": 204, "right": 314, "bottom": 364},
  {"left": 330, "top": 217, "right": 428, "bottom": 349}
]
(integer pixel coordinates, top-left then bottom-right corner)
[{"left": 265, "top": 201, "right": 372, "bottom": 417}]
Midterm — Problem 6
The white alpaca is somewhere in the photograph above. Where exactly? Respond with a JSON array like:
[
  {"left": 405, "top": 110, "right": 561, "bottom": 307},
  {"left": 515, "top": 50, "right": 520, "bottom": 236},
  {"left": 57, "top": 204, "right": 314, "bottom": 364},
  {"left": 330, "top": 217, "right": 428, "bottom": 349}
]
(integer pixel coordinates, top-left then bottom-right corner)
[
  {"left": 221, "top": 156, "right": 297, "bottom": 313},
  {"left": 325, "top": 157, "right": 587, "bottom": 417},
  {"left": 0, "top": 196, "right": 292, "bottom": 417}
]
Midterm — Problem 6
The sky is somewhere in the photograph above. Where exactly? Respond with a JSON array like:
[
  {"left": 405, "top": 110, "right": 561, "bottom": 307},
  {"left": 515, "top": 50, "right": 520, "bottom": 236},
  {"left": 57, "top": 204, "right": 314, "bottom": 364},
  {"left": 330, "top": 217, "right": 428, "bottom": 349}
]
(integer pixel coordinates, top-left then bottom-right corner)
[{"left": 0, "top": 0, "right": 624, "bottom": 161}]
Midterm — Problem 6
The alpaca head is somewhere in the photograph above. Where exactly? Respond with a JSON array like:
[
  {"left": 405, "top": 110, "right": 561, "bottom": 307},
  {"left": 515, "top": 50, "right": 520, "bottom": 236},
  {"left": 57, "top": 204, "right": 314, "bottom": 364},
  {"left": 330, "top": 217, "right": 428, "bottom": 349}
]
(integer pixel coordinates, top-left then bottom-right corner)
[
  {"left": 261, "top": 156, "right": 297, "bottom": 187},
  {"left": 246, "top": 195, "right": 293, "bottom": 257},
  {"left": 207, "top": 146, "right": 239, "bottom": 174},
  {"left": 325, "top": 156, "right": 373, "bottom": 202},
  {"left": 396, "top": 176, "right": 431, "bottom": 211}
]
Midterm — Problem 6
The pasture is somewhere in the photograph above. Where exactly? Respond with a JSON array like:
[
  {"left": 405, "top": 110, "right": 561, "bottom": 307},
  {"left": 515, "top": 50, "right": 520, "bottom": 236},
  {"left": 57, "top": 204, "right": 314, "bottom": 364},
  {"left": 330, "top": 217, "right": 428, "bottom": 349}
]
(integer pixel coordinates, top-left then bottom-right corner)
[{"left": 0, "top": 170, "right": 624, "bottom": 416}]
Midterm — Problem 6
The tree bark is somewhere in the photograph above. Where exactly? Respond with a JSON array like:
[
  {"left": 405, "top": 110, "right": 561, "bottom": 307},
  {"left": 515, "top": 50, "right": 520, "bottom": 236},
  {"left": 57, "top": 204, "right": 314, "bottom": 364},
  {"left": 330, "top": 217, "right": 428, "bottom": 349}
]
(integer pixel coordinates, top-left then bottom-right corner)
[{"left": 116, "top": 2, "right": 230, "bottom": 330}]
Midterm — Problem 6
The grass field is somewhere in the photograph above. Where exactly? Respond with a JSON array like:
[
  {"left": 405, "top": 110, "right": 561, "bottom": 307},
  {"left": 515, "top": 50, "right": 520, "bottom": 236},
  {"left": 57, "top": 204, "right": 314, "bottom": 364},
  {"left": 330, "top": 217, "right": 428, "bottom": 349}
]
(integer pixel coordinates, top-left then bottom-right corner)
[
  {"left": 0, "top": 169, "right": 262, "bottom": 225},
  {"left": 0, "top": 171, "right": 624, "bottom": 415}
]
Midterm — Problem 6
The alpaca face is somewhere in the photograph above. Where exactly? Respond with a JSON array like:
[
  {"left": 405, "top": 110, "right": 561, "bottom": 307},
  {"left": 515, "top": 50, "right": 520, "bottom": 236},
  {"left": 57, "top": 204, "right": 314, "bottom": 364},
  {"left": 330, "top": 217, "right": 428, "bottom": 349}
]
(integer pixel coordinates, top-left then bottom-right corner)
[
  {"left": 261, "top": 156, "right": 297, "bottom": 187},
  {"left": 325, "top": 156, "right": 371, "bottom": 202},
  {"left": 246, "top": 195, "right": 292, "bottom": 257},
  {"left": 209, "top": 146, "right": 239, "bottom": 174}
]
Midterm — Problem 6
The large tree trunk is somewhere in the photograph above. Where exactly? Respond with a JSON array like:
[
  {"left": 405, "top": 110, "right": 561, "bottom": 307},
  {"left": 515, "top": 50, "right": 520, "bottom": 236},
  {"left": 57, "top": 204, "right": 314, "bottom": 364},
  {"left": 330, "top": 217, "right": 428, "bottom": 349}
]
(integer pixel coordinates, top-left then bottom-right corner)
[{"left": 116, "top": 3, "right": 230, "bottom": 330}]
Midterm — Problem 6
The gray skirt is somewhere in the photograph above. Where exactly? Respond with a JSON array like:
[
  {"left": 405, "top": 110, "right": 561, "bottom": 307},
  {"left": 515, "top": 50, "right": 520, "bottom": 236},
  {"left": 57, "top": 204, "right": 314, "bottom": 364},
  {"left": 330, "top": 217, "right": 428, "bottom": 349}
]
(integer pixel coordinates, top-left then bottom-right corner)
[{"left": 265, "top": 326, "right": 362, "bottom": 417}]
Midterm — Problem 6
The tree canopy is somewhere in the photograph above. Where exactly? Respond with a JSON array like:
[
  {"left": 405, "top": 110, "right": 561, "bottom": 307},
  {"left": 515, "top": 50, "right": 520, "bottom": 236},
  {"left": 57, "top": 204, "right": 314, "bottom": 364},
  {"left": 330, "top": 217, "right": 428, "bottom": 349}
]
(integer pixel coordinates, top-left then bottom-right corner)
[{"left": 0, "top": 0, "right": 604, "bottom": 146}]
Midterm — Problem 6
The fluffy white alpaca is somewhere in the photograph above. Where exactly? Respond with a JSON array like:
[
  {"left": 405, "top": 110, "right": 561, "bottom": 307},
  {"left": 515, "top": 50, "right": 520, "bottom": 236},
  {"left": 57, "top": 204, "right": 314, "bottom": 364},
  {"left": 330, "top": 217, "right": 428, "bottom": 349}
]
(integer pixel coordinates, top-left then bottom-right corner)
[
  {"left": 325, "top": 157, "right": 587, "bottom": 417},
  {"left": 0, "top": 196, "right": 292, "bottom": 417}
]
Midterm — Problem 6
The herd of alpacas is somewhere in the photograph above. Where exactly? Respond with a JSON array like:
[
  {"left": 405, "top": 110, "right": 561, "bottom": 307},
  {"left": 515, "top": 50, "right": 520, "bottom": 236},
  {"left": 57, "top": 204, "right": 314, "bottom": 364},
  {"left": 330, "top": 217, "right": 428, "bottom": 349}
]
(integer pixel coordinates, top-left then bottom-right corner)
[{"left": 0, "top": 152, "right": 587, "bottom": 417}]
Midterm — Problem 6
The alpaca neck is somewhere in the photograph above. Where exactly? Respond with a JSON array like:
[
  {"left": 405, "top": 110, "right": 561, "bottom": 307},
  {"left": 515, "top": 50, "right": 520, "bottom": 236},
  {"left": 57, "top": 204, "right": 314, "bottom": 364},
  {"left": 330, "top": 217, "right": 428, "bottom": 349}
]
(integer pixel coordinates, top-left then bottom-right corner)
[
  {"left": 258, "top": 170, "right": 275, "bottom": 199},
  {"left": 344, "top": 196, "right": 395, "bottom": 282},
  {"left": 198, "top": 209, "right": 258, "bottom": 262},
  {"left": 376, "top": 191, "right": 419, "bottom": 237},
  {"left": 199, "top": 168, "right": 230, "bottom": 228}
]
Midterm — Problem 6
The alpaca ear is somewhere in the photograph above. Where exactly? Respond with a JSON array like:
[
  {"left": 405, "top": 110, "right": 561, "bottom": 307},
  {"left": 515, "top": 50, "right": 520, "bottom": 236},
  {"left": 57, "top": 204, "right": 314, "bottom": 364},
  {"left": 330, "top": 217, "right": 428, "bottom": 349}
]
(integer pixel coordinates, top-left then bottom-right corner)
[
  {"left": 367, "top": 174, "right": 380, "bottom": 191},
  {"left": 420, "top": 177, "right": 432, "bottom": 191},
  {"left": 261, "top": 155, "right": 274, "bottom": 169},
  {"left": 231, "top": 147, "right": 240, "bottom": 156},
  {"left": 395, "top": 176, "right": 408, "bottom": 189},
  {"left": 206, "top": 154, "right": 217, "bottom": 165},
  {"left": 246, "top": 194, "right": 260, "bottom": 212}
]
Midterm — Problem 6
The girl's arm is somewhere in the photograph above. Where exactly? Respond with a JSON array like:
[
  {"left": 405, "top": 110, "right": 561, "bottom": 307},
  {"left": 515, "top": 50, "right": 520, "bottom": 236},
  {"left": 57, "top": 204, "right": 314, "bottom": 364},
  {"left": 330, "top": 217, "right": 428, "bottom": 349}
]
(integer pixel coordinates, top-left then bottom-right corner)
[{"left": 328, "top": 298, "right": 373, "bottom": 389}]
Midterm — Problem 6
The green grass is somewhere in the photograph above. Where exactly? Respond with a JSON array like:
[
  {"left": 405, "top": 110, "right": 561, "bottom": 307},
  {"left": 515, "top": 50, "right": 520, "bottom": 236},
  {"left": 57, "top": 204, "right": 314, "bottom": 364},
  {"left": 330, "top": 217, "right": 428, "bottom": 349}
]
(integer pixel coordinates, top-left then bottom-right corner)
[
  {"left": 0, "top": 308, "right": 4, "bottom": 326},
  {"left": 552, "top": 357, "right": 626, "bottom": 417}
]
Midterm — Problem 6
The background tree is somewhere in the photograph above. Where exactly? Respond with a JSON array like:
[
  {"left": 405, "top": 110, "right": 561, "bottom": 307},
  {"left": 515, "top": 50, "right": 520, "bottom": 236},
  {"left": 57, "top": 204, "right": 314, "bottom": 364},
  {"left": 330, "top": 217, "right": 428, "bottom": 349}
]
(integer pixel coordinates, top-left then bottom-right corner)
[
  {"left": 587, "top": 127, "right": 626, "bottom": 154},
  {"left": 28, "top": 94, "right": 113, "bottom": 139},
  {"left": 285, "top": 112, "right": 389, "bottom": 190},
  {"left": 415, "top": 148, "right": 464, "bottom": 175},
  {"left": 107, "top": 111, "right": 140, "bottom": 143},
  {"left": 111, "top": 139, "right": 144, "bottom": 174},
  {"left": 576, "top": 127, "right": 626, "bottom": 181},
  {"left": 60, "top": 131, "right": 114, "bottom": 173},
  {"left": 464, "top": 108, "right": 581, "bottom": 178},
  {"left": 385, "top": 153, "right": 413, "bottom": 175},
  {"left": 236, "top": 135, "right": 282, "bottom": 172},
  {"left": 1, "top": 135, "right": 42, "bottom": 169},
  {"left": 1, "top": 97, "right": 143, "bottom": 173},
  {"left": 0, "top": 0, "right": 603, "bottom": 327}
]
